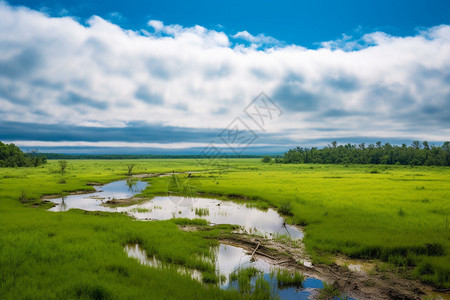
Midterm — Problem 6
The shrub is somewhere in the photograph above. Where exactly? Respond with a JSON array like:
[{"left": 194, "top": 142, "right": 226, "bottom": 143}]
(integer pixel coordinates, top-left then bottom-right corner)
[
  {"left": 18, "top": 190, "right": 29, "bottom": 203},
  {"left": 261, "top": 156, "right": 272, "bottom": 163},
  {"left": 279, "top": 200, "right": 293, "bottom": 216}
]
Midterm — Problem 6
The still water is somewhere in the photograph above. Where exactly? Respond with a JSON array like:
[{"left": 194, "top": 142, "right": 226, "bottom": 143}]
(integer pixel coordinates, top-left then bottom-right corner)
[{"left": 49, "top": 179, "right": 303, "bottom": 239}]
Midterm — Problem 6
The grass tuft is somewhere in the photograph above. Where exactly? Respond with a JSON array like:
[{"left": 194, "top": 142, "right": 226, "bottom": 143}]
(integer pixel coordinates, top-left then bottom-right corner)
[
  {"left": 194, "top": 207, "right": 209, "bottom": 217},
  {"left": 279, "top": 200, "right": 293, "bottom": 216}
]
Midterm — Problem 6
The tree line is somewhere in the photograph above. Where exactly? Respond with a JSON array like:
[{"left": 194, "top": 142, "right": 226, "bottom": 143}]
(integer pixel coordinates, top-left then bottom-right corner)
[
  {"left": 278, "top": 141, "right": 450, "bottom": 166},
  {"left": 34, "top": 153, "right": 263, "bottom": 159},
  {"left": 0, "top": 142, "right": 47, "bottom": 167}
]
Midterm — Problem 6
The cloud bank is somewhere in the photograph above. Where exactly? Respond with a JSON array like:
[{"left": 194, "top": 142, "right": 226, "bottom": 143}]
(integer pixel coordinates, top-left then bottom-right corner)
[{"left": 0, "top": 2, "right": 449, "bottom": 152}]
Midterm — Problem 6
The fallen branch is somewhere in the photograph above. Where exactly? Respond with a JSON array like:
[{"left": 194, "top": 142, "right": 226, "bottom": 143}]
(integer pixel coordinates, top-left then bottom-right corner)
[
  {"left": 255, "top": 250, "right": 275, "bottom": 260},
  {"left": 250, "top": 242, "right": 260, "bottom": 261},
  {"left": 276, "top": 259, "right": 294, "bottom": 265}
]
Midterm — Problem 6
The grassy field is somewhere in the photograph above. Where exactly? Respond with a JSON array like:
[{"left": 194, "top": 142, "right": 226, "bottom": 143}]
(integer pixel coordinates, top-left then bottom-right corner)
[
  {"left": 143, "top": 159, "right": 450, "bottom": 288},
  {"left": 0, "top": 160, "right": 240, "bottom": 299},
  {"left": 1, "top": 159, "right": 449, "bottom": 299}
]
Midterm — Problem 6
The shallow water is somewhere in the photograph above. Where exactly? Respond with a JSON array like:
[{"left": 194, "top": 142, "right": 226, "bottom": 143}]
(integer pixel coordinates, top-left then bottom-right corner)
[
  {"left": 122, "top": 196, "right": 304, "bottom": 239},
  {"left": 49, "top": 179, "right": 148, "bottom": 212},
  {"left": 125, "top": 242, "right": 327, "bottom": 299},
  {"left": 48, "top": 179, "right": 303, "bottom": 239},
  {"left": 123, "top": 235, "right": 362, "bottom": 299},
  {"left": 216, "top": 243, "right": 326, "bottom": 299}
]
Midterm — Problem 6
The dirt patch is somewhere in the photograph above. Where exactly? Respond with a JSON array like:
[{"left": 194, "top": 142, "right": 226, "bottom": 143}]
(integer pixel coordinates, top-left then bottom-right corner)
[
  {"left": 41, "top": 189, "right": 95, "bottom": 200},
  {"left": 132, "top": 171, "right": 204, "bottom": 178},
  {"left": 31, "top": 199, "right": 56, "bottom": 209},
  {"left": 102, "top": 197, "right": 147, "bottom": 207}
]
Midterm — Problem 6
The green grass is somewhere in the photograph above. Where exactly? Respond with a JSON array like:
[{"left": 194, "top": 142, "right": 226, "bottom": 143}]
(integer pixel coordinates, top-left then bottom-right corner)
[
  {"left": 143, "top": 159, "right": 450, "bottom": 288},
  {"left": 1, "top": 158, "right": 450, "bottom": 299},
  {"left": 271, "top": 269, "right": 304, "bottom": 288},
  {"left": 229, "top": 267, "right": 260, "bottom": 294},
  {"left": 228, "top": 267, "right": 274, "bottom": 299},
  {"left": 318, "top": 281, "right": 341, "bottom": 299},
  {"left": 0, "top": 160, "right": 241, "bottom": 299},
  {"left": 195, "top": 207, "right": 210, "bottom": 217}
]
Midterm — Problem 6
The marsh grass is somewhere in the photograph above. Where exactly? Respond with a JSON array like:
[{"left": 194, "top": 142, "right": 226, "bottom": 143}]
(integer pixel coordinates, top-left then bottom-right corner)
[
  {"left": 171, "top": 218, "right": 209, "bottom": 226},
  {"left": 271, "top": 269, "right": 304, "bottom": 288},
  {"left": 18, "top": 189, "right": 28, "bottom": 203},
  {"left": 195, "top": 207, "right": 209, "bottom": 217},
  {"left": 253, "top": 274, "right": 272, "bottom": 300},
  {"left": 0, "top": 160, "right": 244, "bottom": 299},
  {"left": 318, "top": 281, "right": 341, "bottom": 299},
  {"left": 129, "top": 207, "right": 151, "bottom": 213},
  {"left": 278, "top": 200, "right": 293, "bottom": 216},
  {"left": 154, "top": 160, "right": 450, "bottom": 288},
  {"left": 229, "top": 267, "right": 260, "bottom": 294},
  {"left": 1, "top": 158, "right": 450, "bottom": 294}
]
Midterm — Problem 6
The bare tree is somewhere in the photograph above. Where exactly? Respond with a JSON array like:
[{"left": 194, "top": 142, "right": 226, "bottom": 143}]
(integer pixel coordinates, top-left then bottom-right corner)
[
  {"left": 58, "top": 160, "right": 68, "bottom": 175},
  {"left": 127, "top": 164, "right": 135, "bottom": 176}
]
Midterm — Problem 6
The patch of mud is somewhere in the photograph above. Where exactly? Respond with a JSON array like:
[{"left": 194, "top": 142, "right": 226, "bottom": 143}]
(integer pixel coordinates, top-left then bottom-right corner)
[
  {"left": 218, "top": 233, "right": 438, "bottom": 300},
  {"left": 41, "top": 189, "right": 95, "bottom": 200},
  {"left": 335, "top": 256, "right": 376, "bottom": 275},
  {"left": 132, "top": 171, "right": 203, "bottom": 178},
  {"left": 103, "top": 197, "right": 147, "bottom": 206}
]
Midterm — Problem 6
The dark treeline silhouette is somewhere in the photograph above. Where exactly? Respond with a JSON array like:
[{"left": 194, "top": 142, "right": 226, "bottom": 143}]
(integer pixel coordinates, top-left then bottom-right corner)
[
  {"left": 34, "top": 153, "right": 264, "bottom": 160},
  {"left": 281, "top": 141, "right": 450, "bottom": 166},
  {"left": 0, "top": 142, "right": 47, "bottom": 167}
]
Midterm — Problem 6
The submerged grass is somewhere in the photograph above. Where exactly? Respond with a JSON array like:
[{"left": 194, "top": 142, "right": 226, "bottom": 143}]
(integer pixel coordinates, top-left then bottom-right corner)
[
  {"left": 195, "top": 207, "right": 210, "bottom": 217},
  {"left": 271, "top": 269, "right": 304, "bottom": 288},
  {"left": 229, "top": 267, "right": 260, "bottom": 295}
]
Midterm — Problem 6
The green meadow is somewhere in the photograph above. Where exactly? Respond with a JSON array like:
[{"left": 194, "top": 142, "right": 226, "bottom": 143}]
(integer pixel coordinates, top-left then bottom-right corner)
[{"left": 1, "top": 159, "right": 449, "bottom": 299}]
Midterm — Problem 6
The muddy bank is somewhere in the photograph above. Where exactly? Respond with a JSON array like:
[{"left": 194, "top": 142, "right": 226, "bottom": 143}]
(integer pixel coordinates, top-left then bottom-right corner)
[
  {"left": 41, "top": 189, "right": 95, "bottom": 200},
  {"left": 132, "top": 171, "right": 203, "bottom": 178},
  {"left": 178, "top": 226, "right": 444, "bottom": 300}
]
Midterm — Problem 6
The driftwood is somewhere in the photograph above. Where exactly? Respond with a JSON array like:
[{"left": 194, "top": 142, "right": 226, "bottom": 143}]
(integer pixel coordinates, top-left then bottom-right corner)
[
  {"left": 255, "top": 250, "right": 275, "bottom": 260},
  {"left": 276, "top": 259, "right": 294, "bottom": 265},
  {"left": 250, "top": 242, "right": 260, "bottom": 261},
  {"left": 432, "top": 288, "right": 450, "bottom": 292}
]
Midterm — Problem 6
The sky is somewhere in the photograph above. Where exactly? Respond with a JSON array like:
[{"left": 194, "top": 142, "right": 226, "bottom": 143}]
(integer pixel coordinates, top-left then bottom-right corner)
[{"left": 0, "top": 0, "right": 449, "bottom": 154}]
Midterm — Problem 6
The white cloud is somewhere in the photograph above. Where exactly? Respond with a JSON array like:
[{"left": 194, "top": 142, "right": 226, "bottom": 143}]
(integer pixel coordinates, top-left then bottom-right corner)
[
  {"left": 232, "top": 30, "right": 280, "bottom": 46},
  {"left": 148, "top": 20, "right": 164, "bottom": 31},
  {"left": 0, "top": 1, "right": 449, "bottom": 146}
]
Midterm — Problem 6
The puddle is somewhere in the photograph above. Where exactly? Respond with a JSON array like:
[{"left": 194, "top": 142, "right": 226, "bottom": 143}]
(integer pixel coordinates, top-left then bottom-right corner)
[
  {"left": 125, "top": 242, "right": 329, "bottom": 299},
  {"left": 121, "top": 196, "right": 304, "bottom": 239},
  {"left": 215, "top": 243, "right": 273, "bottom": 286},
  {"left": 217, "top": 243, "right": 325, "bottom": 299},
  {"left": 48, "top": 179, "right": 303, "bottom": 239},
  {"left": 125, "top": 243, "right": 202, "bottom": 281},
  {"left": 49, "top": 179, "right": 148, "bottom": 212}
]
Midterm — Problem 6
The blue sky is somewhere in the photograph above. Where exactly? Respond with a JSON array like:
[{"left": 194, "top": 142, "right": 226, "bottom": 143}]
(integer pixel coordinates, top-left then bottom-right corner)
[
  {"left": 0, "top": 0, "right": 450, "bottom": 154},
  {"left": 7, "top": 0, "right": 450, "bottom": 47}
]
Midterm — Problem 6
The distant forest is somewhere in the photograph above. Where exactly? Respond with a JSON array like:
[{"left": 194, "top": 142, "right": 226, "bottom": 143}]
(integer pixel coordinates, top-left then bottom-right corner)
[
  {"left": 280, "top": 141, "right": 450, "bottom": 166},
  {"left": 34, "top": 153, "right": 263, "bottom": 160},
  {"left": 0, "top": 142, "right": 47, "bottom": 167}
]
